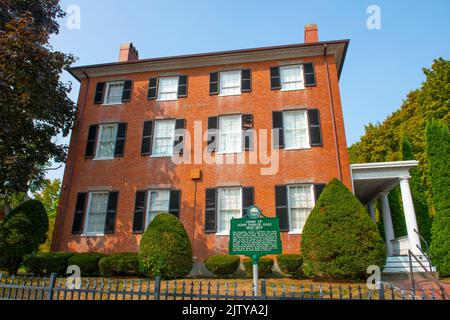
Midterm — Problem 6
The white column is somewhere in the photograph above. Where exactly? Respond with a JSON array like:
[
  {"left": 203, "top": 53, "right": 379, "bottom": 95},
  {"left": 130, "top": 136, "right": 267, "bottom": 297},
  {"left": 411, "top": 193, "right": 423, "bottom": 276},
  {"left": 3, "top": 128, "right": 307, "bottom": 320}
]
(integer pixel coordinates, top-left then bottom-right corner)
[
  {"left": 399, "top": 177, "right": 422, "bottom": 256},
  {"left": 381, "top": 192, "right": 395, "bottom": 256},
  {"left": 368, "top": 202, "right": 376, "bottom": 223}
]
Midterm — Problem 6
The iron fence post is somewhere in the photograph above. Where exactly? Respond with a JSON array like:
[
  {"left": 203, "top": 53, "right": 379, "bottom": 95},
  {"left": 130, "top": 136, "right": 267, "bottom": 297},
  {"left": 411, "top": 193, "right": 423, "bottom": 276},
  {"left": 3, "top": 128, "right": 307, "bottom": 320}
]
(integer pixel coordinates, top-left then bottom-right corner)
[
  {"left": 260, "top": 279, "right": 267, "bottom": 300},
  {"left": 154, "top": 277, "right": 161, "bottom": 300},
  {"left": 378, "top": 283, "right": 385, "bottom": 300},
  {"left": 47, "top": 273, "right": 57, "bottom": 300}
]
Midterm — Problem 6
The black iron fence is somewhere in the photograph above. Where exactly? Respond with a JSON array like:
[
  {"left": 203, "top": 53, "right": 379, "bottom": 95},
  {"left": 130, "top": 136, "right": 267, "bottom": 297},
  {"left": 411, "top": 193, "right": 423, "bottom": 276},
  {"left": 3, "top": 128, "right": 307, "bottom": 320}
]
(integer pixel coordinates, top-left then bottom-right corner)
[{"left": 0, "top": 273, "right": 447, "bottom": 301}]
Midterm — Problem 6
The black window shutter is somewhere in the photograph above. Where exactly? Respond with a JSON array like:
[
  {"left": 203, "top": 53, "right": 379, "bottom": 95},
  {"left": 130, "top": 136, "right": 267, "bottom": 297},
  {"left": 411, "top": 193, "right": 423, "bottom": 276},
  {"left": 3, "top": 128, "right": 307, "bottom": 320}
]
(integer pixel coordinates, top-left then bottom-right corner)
[
  {"left": 207, "top": 116, "right": 218, "bottom": 152},
  {"left": 132, "top": 191, "right": 147, "bottom": 233},
  {"left": 308, "top": 109, "right": 323, "bottom": 146},
  {"left": 104, "top": 191, "right": 119, "bottom": 234},
  {"left": 147, "top": 78, "right": 158, "bottom": 100},
  {"left": 303, "top": 63, "right": 316, "bottom": 87},
  {"left": 72, "top": 193, "right": 87, "bottom": 234},
  {"left": 242, "top": 114, "right": 254, "bottom": 151},
  {"left": 242, "top": 187, "right": 255, "bottom": 217},
  {"left": 241, "top": 69, "right": 252, "bottom": 92},
  {"left": 114, "top": 123, "right": 127, "bottom": 157},
  {"left": 314, "top": 184, "right": 327, "bottom": 202},
  {"left": 174, "top": 119, "right": 186, "bottom": 156},
  {"left": 141, "top": 121, "right": 154, "bottom": 155},
  {"left": 272, "top": 112, "right": 285, "bottom": 149},
  {"left": 270, "top": 67, "right": 281, "bottom": 90},
  {"left": 85, "top": 125, "right": 98, "bottom": 158},
  {"left": 209, "top": 72, "right": 219, "bottom": 95},
  {"left": 177, "top": 75, "right": 188, "bottom": 98},
  {"left": 205, "top": 188, "right": 217, "bottom": 233},
  {"left": 275, "top": 185, "right": 289, "bottom": 232},
  {"left": 121, "top": 80, "right": 133, "bottom": 102},
  {"left": 94, "top": 82, "right": 105, "bottom": 104},
  {"left": 169, "top": 190, "right": 181, "bottom": 218}
]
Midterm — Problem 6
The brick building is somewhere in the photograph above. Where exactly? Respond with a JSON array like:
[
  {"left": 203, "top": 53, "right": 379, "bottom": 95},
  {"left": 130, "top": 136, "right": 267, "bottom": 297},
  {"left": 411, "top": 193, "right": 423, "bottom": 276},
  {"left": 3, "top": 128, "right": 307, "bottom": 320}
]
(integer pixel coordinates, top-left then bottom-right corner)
[{"left": 51, "top": 24, "right": 352, "bottom": 261}]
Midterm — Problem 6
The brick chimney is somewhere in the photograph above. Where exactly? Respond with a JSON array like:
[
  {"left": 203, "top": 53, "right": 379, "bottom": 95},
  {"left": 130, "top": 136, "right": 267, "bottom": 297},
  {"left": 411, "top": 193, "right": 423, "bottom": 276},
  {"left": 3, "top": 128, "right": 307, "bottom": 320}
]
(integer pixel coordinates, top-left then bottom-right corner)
[
  {"left": 304, "top": 24, "right": 319, "bottom": 43},
  {"left": 119, "top": 43, "right": 139, "bottom": 62}
]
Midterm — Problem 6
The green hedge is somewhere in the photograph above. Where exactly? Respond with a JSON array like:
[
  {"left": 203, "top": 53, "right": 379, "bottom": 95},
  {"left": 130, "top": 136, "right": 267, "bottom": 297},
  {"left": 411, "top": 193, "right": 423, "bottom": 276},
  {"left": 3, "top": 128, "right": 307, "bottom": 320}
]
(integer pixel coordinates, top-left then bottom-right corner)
[
  {"left": 243, "top": 258, "right": 274, "bottom": 278},
  {"left": 205, "top": 255, "right": 240, "bottom": 277},
  {"left": 301, "top": 179, "right": 386, "bottom": 281},
  {"left": 67, "top": 253, "right": 105, "bottom": 277},
  {"left": 0, "top": 200, "right": 48, "bottom": 273},
  {"left": 139, "top": 214, "right": 193, "bottom": 279},
  {"left": 23, "top": 252, "right": 74, "bottom": 276},
  {"left": 277, "top": 254, "right": 304, "bottom": 279},
  {"left": 99, "top": 253, "right": 141, "bottom": 277}
]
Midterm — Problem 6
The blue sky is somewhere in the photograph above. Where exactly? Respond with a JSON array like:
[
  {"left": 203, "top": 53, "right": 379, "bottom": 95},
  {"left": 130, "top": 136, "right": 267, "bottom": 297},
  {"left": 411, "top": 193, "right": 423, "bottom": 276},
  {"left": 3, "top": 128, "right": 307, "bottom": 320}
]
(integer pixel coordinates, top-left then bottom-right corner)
[{"left": 47, "top": 0, "right": 450, "bottom": 180}]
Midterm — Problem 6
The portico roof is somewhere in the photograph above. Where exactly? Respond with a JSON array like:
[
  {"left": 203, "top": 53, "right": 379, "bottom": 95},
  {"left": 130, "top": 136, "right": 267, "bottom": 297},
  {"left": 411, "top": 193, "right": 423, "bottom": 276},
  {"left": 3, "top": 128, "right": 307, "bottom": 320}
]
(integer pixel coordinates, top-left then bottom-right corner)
[{"left": 350, "top": 160, "right": 419, "bottom": 204}]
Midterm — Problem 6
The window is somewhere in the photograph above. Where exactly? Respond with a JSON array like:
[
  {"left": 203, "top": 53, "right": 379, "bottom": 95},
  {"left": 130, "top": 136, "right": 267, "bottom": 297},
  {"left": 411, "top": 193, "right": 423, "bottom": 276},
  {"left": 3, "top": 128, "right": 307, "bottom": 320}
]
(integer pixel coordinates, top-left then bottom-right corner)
[
  {"left": 288, "top": 185, "right": 314, "bottom": 233},
  {"left": 152, "top": 119, "right": 176, "bottom": 157},
  {"left": 217, "top": 187, "right": 242, "bottom": 234},
  {"left": 96, "top": 124, "right": 118, "bottom": 159},
  {"left": 104, "top": 81, "right": 124, "bottom": 105},
  {"left": 146, "top": 190, "right": 170, "bottom": 227},
  {"left": 280, "top": 65, "right": 304, "bottom": 91},
  {"left": 218, "top": 114, "right": 242, "bottom": 153},
  {"left": 283, "top": 110, "right": 310, "bottom": 149},
  {"left": 220, "top": 71, "right": 241, "bottom": 96},
  {"left": 158, "top": 76, "right": 179, "bottom": 101},
  {"left": 85, "top": 192, "right": 109, "bottom": 235}
]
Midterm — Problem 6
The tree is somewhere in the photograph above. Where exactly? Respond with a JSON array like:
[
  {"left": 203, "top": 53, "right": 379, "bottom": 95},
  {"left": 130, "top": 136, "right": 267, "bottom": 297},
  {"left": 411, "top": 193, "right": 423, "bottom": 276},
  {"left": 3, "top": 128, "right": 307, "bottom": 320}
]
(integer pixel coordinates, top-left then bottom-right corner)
[
  {"left": 301, "top": 179, "right": 386, "bottom": 280},
  {"left": 427, "top": 120, "right": 450, "bottom": 276},
  {"left": 32, "top": 179, "right": 61, "bottom": 252},
  {"left": 0, "top": 200, "right": 48, "bottom": 273},
  {"left": 0, "top": 1, "right": 76, "bottom": 198}
]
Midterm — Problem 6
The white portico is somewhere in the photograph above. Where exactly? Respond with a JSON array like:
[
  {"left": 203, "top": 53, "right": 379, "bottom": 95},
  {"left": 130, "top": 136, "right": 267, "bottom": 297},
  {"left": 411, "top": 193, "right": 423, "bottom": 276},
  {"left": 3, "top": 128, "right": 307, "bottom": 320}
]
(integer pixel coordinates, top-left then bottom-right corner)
[{"left": 351, "top": 161, "right": 434, "bottom": 273}]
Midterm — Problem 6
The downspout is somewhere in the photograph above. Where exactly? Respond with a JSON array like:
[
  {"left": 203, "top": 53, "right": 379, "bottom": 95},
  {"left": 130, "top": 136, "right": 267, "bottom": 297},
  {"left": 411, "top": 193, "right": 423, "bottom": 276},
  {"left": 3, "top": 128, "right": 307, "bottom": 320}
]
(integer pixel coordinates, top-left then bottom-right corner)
[
  {"left": 51, "top": 69, "right": 90, "bottom": 251},
  {"left": 323, "top": 44, "right": 343, "bottom": 181}
]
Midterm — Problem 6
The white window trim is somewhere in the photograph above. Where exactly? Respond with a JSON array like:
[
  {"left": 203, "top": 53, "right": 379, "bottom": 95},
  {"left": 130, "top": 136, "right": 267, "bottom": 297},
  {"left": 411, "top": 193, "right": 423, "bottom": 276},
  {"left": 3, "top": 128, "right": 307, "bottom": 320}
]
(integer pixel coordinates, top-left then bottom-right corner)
[
  {"left": 280, "top": 65, "right": 305, "bottom": 92},
  {"left": 219, "top": 70, "right": 242, "bottom": 97},
  {"left": 82, "top": 191, "right": 108, "bottom": 237},
  {"left": 216, "top": 187, "right": 242, "bottom": 236},
  {"left": 94, "top": 123, "right": 118, "bottom": 161},
  {"left": 156, "top": 76, "right": 179, "bottom": 102},
  {"left": 217, "top": 114, "right": 243, "bottom": 155},
  {"left": 145, "top": 189, "right": 170, "bottom": 228},
  {"left": 102, "top": 81, "right": 124, "bottom": 106},
  {"left": 287, "top": 184, "right": 315, "bottom": 234},
  {"left": 151, "top": 119, "right": 176, "bottom": 158},
  {"left": 283, "top": 109, "right": 311, "bottom": 151}
]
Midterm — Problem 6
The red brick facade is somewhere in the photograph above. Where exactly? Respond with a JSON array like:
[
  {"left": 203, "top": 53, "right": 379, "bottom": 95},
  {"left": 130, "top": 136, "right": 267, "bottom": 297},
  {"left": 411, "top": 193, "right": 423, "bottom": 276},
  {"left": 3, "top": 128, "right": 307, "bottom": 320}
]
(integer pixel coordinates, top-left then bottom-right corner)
[{"left": 52, "top": 28, "right": 352, "bottom": 261}]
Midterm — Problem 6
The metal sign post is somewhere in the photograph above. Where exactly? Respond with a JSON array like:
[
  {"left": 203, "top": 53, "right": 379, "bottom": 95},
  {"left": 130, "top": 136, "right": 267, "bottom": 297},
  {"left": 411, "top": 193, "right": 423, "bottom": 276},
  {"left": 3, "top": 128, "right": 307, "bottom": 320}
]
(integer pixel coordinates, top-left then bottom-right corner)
[{"left": 229, "top": 206, "right": 282, "bottom": 297}]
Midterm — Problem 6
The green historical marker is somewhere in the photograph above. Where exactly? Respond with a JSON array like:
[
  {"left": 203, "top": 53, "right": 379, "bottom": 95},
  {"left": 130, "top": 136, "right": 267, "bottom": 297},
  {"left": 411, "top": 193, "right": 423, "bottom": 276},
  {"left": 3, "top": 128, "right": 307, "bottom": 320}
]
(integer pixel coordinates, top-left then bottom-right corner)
[{"left": 229, "top": 206, "right": 282, "bottom": 295}]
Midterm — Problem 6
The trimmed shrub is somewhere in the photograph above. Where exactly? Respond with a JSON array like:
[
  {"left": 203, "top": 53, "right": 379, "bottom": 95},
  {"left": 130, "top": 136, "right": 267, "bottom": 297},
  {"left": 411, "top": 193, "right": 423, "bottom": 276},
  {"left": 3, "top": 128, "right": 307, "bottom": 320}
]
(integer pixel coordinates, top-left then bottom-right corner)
[
  {"left": 301, "top": 178, "right": 386, "bottom": 281},
  {"left": 0, "top": 200, "right": 49, "bottom": 273},
  {"left": 205, "top": 255, "right": 240, "bottom": 277},
  {"left": 23, "top": 252, "right": 74, "bottom": 276},
  {"left": 67, "top": 253, "right": 105, "bottom": 277},
  {"left": 99, "top": 253, "right": 141, "bottom": 277},
  {"left": 277, "top": 254, "right": 304, "bottom": 279},
  {"left": 243, "top": 258, "right": 274, "bottom": 278},
  {"left": 138, "top": 214, "right": 193, "bottom": 279},
  {"left": 427, "top": 120, "right": 450, "bottom": 276}
]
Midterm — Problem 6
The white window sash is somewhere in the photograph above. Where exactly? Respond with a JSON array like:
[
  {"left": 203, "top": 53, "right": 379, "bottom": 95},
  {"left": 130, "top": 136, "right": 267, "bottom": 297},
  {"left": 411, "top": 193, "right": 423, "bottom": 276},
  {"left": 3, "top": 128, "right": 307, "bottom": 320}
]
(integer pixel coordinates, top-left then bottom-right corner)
[
  {"left": 280, "top": 65, "right": 305, "bottom": 91},
  {"left": 283, "top": 110, "right": 310, "bottom": 150},
  {"left": 83, "top": 192, "right": 109, "bottom": 236},
  {"left": 219, "top": 71, "right": 241, "bottom": 96},
  {"left": 218, "top": 114, "right": 242, "bottom": 154},
  {"left": 217, "top": 187, "right": 242, "bottom": 235},
  {"left": 157, "top": 76, "right": 179, "bottom": 101},
  {"left": 95, "top": 124, "right": 118, "bottom": 160},
  {"left": 104, "top": 81, "right": 124, "bottom": 105},
  {"left": 287, "top": 185, "right": 315, "bottom": 234},
  {"left": 145, "top": 189, "right": 170, "bottom": 228},
  {"left": 152, "top": 119, "right": 176, "bottom": 157}
]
